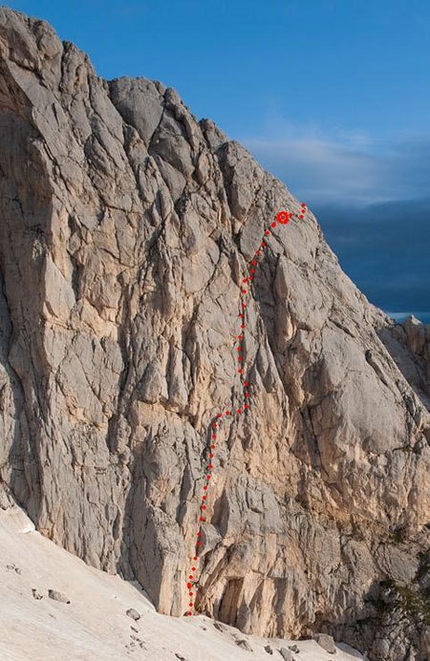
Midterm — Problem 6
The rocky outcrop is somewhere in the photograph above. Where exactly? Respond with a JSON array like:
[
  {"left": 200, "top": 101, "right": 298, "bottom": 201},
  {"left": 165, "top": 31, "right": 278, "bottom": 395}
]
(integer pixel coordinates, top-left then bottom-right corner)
[
  {"left": 0, "top": 8, "right": 429, "bottom": 661},
  {"left": 378, "top": 315, "right": 430, "bottom": 411},
  {"left": 400, "top": 316, "right": 430, "bottom": 361}
]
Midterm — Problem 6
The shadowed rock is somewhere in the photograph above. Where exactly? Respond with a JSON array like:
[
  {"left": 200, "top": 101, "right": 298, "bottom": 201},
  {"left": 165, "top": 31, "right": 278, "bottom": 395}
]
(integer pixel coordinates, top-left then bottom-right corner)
[
  {"left": 126, "top": 608, "right": 141, "bottom": 621},
  {"left": 48, "top": 589, "right": 71, "bottom": 604}
]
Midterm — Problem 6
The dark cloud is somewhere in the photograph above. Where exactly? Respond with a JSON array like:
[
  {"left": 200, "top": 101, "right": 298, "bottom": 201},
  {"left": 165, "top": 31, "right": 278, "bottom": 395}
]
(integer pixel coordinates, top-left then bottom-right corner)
[{"left": 313, "top": 199, "right": 430, "bottom": 319}]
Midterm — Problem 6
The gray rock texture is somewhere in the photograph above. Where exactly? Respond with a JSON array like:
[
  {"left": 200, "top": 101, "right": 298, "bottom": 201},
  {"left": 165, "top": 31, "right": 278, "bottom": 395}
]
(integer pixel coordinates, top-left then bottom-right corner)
[
  {"left": 126, "top": 608, "right": 141, "bottom": 621},
  {"left": 0, "top": 8, "right": 429, "bottom": 661},
  {"left": 236, "top": 638, "right": 254, "bottom": 652},
  {"left": 48, "top": 589, "right": 71, "bottom": 604},
  {"left": 314, "top": 632, "right": 336, "bottom": 653},
  {"left": 378, "top": 315, "right": 430, "bottom": 412},
  {"left": 279, "top": 650, "right": 294, "bottom": 661}
]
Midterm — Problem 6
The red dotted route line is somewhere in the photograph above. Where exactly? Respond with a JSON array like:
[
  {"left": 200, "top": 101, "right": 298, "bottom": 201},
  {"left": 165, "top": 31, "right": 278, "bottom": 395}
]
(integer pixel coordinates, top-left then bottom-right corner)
[{"left": 185, "top": 203, "right": 308, "bottom": 616}]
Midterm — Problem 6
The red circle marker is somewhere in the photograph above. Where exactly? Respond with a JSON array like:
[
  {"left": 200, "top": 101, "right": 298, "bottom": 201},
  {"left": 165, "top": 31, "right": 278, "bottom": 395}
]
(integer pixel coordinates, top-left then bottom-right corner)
[{"left": 276, "top": 210, "right": 290, "bottom": 224}]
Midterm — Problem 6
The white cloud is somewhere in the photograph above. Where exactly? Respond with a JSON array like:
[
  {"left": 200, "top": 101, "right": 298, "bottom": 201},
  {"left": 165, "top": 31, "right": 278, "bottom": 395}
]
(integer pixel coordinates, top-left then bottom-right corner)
[{"left": 240, "top": 118, "right": 430, "bottom": 206}]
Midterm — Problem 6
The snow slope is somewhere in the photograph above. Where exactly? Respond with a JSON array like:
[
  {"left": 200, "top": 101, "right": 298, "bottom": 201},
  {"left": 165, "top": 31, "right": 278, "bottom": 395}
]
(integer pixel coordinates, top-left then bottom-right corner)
[{"left": 0, "top": 506, "right": 366, "bottom": 661}]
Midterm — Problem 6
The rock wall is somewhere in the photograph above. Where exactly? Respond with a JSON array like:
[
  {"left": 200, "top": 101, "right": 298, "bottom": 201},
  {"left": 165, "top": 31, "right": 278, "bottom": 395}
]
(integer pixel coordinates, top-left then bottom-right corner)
[
  {"left": 0, "top": 8, "right": 429, "bottom": 660},
  {"left": 377, "top": 315, "right": 430, "bottom": 421}
]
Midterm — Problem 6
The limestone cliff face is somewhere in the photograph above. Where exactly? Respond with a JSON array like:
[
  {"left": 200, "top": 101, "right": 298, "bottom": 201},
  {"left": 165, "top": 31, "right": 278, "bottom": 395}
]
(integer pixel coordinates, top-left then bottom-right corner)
[
  {"left": 378, "top": 315, "right": 430, "bottom": 413},
  {"left": 0, "top": 8, "right": 428, "bottom": 661}
]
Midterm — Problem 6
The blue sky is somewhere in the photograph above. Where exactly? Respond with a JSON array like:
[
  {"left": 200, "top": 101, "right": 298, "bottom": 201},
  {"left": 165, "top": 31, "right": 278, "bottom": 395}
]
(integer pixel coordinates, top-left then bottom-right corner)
[{"left": 6, "top": 0, "right": 430, "bottom": 322}]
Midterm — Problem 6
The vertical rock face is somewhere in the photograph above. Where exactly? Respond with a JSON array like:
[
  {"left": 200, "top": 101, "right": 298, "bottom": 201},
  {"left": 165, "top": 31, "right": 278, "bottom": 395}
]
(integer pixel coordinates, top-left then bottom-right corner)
[
  {"left": 378, "top": 315, "right": 430, "bottom": 411},
  {"left": 0, "top": 8, "right": 428, "bottom": 661}
]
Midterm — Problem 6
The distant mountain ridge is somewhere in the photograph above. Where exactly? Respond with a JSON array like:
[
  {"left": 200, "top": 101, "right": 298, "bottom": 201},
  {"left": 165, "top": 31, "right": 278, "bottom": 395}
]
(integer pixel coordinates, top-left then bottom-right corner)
[{"left": 391, "top": 312, "right": 430, "bottom": 324}]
